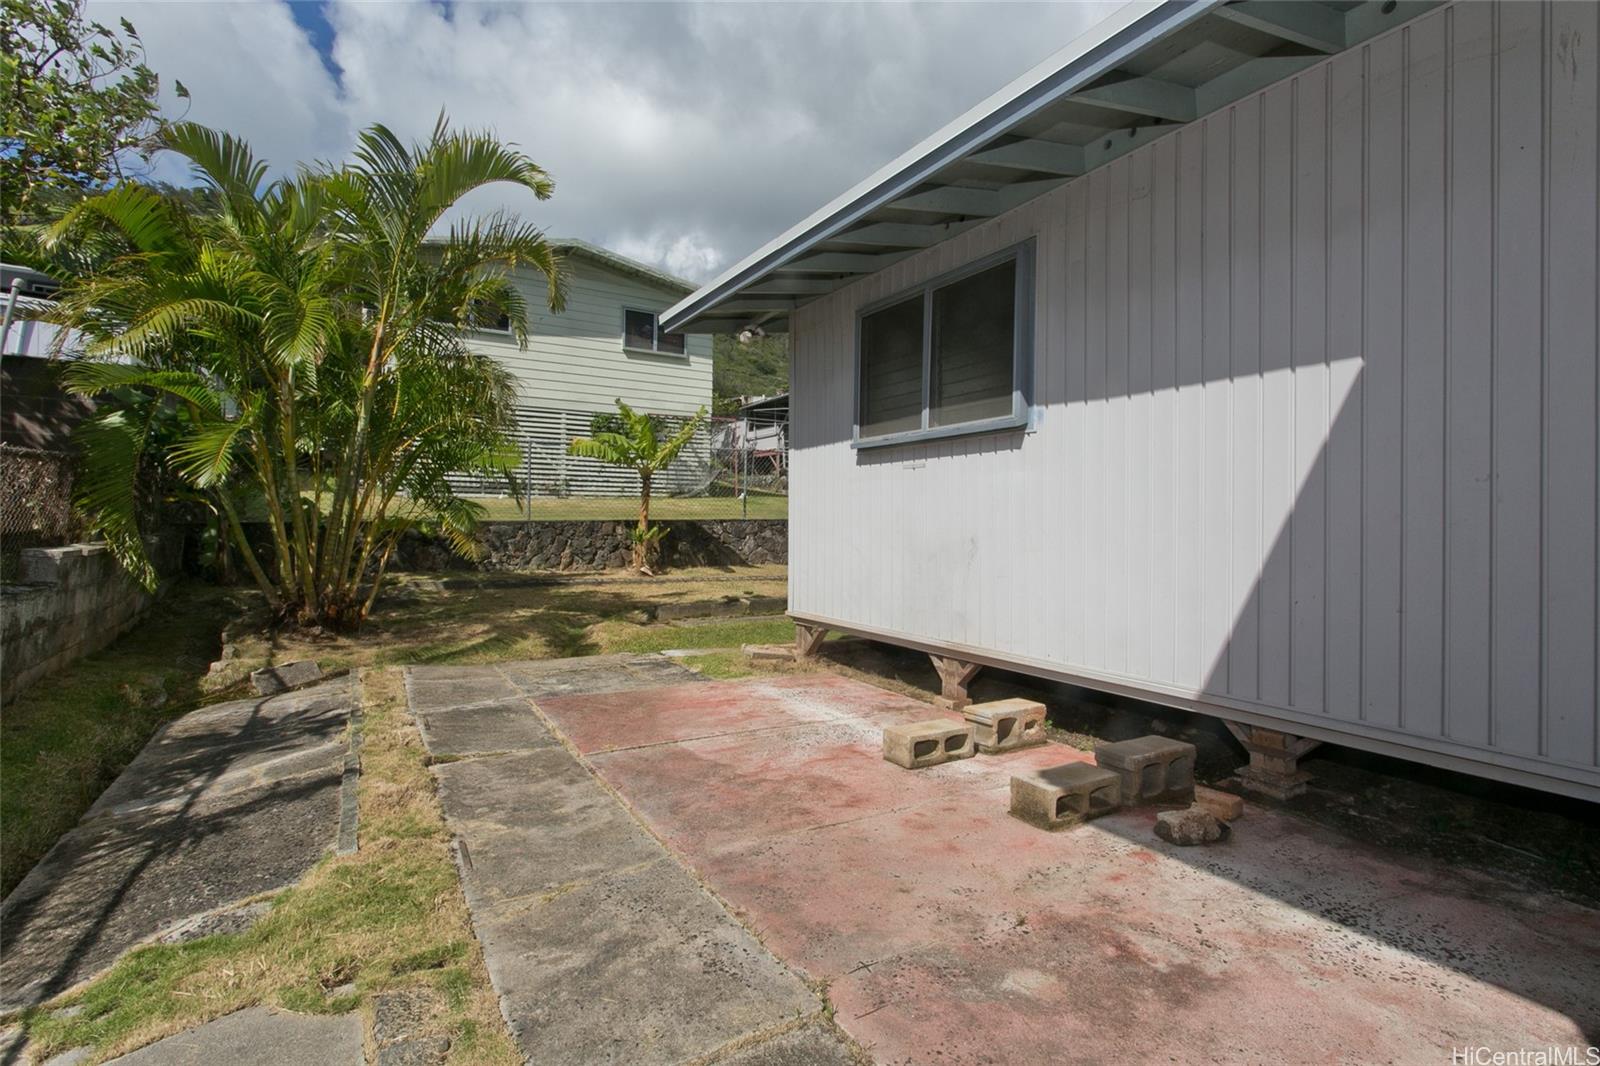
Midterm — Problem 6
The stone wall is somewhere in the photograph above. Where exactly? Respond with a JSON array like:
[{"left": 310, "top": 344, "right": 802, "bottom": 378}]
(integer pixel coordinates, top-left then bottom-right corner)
[
  {"left": 392, "top": 519, "right": 787, "bottom": 573},
  {"left": 1, "top": 537, "right": 181, "bottom": 706}
]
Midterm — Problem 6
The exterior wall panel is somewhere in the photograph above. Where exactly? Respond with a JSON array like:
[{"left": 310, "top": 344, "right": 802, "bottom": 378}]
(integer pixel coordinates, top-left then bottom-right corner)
[
  {"left": 788, "top": 0, "right": 1600, "bottom": 797},
  {"left": 472, "top": 257, "right": 713, "bottom": 416}
]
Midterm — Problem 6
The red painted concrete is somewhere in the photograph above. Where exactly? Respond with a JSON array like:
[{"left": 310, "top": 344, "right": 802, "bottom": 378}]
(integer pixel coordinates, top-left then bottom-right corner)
[
  {"left": 537, "top": 674, "right": 927, "bottom": 754},
  {"left": 535, "top": 675, "right": 1600, "bottom": 1063}
]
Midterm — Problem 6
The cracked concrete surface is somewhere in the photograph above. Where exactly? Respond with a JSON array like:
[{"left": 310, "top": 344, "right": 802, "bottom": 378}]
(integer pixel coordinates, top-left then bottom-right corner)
[
  {"left": 408, "top": 658, "right": 860, "bottom": 1066},
  {"left": 0, "top": 679, "right": 357, "bottom": 1014}
]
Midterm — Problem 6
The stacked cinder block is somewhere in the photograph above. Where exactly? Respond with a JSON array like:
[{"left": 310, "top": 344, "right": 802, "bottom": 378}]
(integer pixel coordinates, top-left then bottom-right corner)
[
  {"left": 1, "top": 537, "right": 179, "bottom": 704},
  {"left": 1091, "top": 736, "right": 1196, "bottom": 805},
  {"left": 1009, "top": 763, "right": 1121, "bottom": 829},
  {"left": 963, "top": 699, "right": 1046, "bottom": 754}
]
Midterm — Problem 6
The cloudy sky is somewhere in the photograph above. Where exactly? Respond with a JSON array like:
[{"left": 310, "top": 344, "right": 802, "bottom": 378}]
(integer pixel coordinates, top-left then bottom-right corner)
[{"left": 92, "top": 1, "right": 1117, "bottom": 282}]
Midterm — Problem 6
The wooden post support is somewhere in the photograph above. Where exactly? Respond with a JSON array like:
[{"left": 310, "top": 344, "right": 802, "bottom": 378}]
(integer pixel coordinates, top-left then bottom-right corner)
[
  {"left": 794, "top": 622, "right": 829, "bottom": 659},
  {"left": 929, "top": 655, "right": 982, "bottom": 711},
  {"left": 1224, "top": 722, "right": 1322, "bottom": 799}
]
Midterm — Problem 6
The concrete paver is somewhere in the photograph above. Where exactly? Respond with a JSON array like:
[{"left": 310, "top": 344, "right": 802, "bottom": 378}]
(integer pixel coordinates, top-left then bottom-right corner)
[
  {"left": 103, "top": 1006, "right": 362, "bottom": 1065},
  {"left": 413, "top": 697, "right": 562, "bottom": 756},
  {"left": 0, "top": 680, "right": 355, "bottom": 1012}
]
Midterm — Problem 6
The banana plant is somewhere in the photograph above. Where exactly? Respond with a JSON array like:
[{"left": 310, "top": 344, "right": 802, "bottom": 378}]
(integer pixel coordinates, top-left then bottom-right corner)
[{"left": 567, "top": 399, "right": 707, "bottom": 570}]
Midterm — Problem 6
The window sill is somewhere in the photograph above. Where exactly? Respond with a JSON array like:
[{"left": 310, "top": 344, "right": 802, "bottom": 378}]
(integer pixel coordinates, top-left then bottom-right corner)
[
  {"left": 852, "top": 412, "right": 1028, "bottom": 450},
  {"left": 622, "top": 345, "right": 690, "bottom": 359}
]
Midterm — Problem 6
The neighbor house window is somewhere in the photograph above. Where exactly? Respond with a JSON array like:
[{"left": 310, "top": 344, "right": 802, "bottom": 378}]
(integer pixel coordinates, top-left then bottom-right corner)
[
  {"left": 855, "top": 241, "right": 1032, "bottom": 446},
  {"left": 624, "top": 308, "right": 686, "bottom": 355},
  {"left": 470, "top": 300, "right": 512, "bottom": 334}
]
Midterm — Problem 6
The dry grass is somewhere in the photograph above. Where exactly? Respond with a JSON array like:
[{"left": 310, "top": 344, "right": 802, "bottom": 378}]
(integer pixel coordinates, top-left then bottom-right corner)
[
  {"left": 15, "top": 668, "right": 519, "bottom": 1065},
  {"left": 217, "top": 566, "right": 789, "bottom": 677}
]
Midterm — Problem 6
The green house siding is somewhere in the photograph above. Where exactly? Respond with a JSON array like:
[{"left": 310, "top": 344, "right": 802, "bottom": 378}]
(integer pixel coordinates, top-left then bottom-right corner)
[{"left": 468, "top": 254, "right": 713, "bottom": 417}]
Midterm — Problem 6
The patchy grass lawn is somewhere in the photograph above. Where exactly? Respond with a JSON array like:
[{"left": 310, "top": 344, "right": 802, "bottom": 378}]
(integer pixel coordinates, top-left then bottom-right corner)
[
  {"left": 15, "top": 668, "right": 517, "bottom": 1065},
  {"left": 218, "top": 566, "right": 791, "bottom": 676},
  {"left": 464, "top": 494, "right": 787, "bottom": 521},
  {"left": 0, "top": 583, "right": 243, "bottom": 898},
  {"left": 4, "top": 564, "right": 803, "bottom": 1060}
]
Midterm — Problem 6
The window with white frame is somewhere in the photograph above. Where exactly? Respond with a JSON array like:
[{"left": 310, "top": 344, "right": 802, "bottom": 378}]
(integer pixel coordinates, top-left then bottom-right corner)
[
  {"left": 855, "top": 241, "right": 1032, "bottom": 445},
  {"left": 623, "top": 308, "right": 686, "bottom": 355}
]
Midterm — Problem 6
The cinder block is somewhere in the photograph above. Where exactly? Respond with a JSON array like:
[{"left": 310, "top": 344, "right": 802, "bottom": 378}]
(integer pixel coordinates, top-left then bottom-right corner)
[
  {"left": 1194, "top": 785, "right": 1244, "bottom": 822},
  {"left": 1093, "top": 735, "right": 1196, "bottom": 805},
  {"left": 17, "top": 545, "right": 84, "bottom": 585},
  {"left": 882, "top": 719, "right": 975, "bottom": 769},
  {"left": 964, "top": 698, "right": 1046, "bottom": 754},
  {"left": 1010, "top": 763, "right": 1121, "bottom": 830}
]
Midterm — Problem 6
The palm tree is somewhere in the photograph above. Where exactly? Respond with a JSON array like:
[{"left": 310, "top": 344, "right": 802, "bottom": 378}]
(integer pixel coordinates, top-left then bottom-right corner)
[
  {"left": 38, "top": 116, "right": 567, "bottom": 627},
  {"left": 567, "top": 400, "right": 707, "bottom": 570}
]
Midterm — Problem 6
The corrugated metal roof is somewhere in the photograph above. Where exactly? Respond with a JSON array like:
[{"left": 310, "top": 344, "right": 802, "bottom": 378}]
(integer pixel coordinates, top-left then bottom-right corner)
[{"left": 662, "top": 0, "right": 1440, "bottom": 334}]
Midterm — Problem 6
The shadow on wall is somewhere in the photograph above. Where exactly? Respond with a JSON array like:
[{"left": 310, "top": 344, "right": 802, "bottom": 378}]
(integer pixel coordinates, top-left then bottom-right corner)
[{"left": 795, "top": 0, "right": 1598, "bottom": 1041}]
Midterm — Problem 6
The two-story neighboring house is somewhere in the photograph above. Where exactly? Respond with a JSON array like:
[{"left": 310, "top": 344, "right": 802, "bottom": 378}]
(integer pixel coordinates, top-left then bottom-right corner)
[{"left": 454, "top": 238, "right": 713, "bottom": 497}]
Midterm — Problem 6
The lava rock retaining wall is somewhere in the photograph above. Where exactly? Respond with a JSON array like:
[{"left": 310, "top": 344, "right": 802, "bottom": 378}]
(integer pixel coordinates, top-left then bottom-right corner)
[{"left": 392, "top": 519, "right": 787, "bottom": 573}]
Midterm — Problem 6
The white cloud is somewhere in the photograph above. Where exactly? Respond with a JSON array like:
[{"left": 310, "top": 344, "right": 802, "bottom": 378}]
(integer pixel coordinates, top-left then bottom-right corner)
[{"left": 90, "top": 0, "right": 1118, "bottom": 281}]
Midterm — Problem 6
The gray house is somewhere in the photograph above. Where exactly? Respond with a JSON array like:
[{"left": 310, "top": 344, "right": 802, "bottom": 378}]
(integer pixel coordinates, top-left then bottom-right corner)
[
  {"left": 456, "top": 238, "right": 713, "bottom": 496},
  {"left": 663, "top": 0, "right": 1599, "bottom": 801}
]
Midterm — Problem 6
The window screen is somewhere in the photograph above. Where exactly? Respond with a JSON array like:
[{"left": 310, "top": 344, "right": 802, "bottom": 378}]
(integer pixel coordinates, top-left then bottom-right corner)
[
  {"left": 858, "top": 295, "right": 925, "bottom": 438},
  {"left": 854, "top": 244, "right": 1029, "bottom": 443},
  {"left": 624, "top": 309, "right": 657, "bottom": 350},
  {"left": 930, "top": 259, "right": 1016, "bottom": 426},
  {"left": 656, "top": 329, "right": 686, "bottom": 355}
]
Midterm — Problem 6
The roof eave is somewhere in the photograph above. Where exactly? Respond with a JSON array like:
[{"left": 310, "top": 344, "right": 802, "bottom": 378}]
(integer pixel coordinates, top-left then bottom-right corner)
[{"left": 660, "top": 0, "right": 1214, "bottom": 334}]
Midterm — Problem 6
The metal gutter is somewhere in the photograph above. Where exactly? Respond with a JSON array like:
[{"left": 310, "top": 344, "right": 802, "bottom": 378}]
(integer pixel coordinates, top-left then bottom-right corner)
[{"left": 660, "top": 0, "right": 1218, "bottom": 333}]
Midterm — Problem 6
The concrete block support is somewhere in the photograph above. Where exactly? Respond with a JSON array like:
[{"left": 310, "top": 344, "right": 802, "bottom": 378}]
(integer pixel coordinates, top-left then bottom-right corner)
[
  {"left": 882, "top": 719, "right": 976, "bottom": 769},
  {"left": 964, "top": 698, "right": 1046, "bottom": 754},
  {"left": 1093, "top": 736, "right": 1197, "bottom": 805},
  {"left": 1009, "top": 763, "right": 1121, "bottom": 830},
  {"left": 1224, "top": 722, "right": 1322, "bottom": 799},
  {"left": 929, "top": 655, "right": 981, "bottom": 711},
  {"left": 794, "top": 622, "right": 829, "bottom": 659}
]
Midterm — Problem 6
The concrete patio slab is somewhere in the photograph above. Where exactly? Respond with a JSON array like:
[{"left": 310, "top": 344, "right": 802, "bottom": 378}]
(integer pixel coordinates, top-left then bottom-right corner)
[
  {"left": 472, "top": 859, "right": 816, "bottom": 1065},
  {"left": 412, "top": 697, "right": 560, "bottom": 756},
  {"left": 434, "top": 751, "right": 664, "bottom": 907},
  {"left": 708, "top": 1022, "right": 862, "bottom": 1066},
  {"left": 403, "top": 674, "right": 521, "bottom": 713},
  {"left": 536, "top": 673, "right": 924, "bottom": 755},
  {"left": 103, "top": 1006, "right": 362, "bottom": 1065},
  {"left": 532, "top": 673, "right": 1600, "bottom": 1063},
  {"left": 416, "top": 657, "right": 834, "bottom": 1066},
  {"left": 1, "top": 679, "right": 355, "bottom": 1011}
]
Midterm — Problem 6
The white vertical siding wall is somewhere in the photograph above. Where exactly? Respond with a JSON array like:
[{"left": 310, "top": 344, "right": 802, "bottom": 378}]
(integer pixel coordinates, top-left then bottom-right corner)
[{"left": 789, "top": 0, "right": 1599, "bottom": 798}]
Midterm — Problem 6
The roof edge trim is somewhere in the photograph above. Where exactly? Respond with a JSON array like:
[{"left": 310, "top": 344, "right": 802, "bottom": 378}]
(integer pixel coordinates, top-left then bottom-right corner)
[{"left": 661, "top": 0, "right": 1216, "bottom": 333}]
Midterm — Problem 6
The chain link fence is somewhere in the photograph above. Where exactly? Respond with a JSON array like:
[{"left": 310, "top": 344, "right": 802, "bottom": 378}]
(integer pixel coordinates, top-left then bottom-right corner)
[
  {"left": 1, "top": 444, "right": 79, "bottom": 580},
  {"left": 446, "top": 405, "right": 788, "bottom": 522}
]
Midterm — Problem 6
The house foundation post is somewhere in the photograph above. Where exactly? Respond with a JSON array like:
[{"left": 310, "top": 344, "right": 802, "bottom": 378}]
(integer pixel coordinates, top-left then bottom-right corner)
[
  {"left": 929, "top": 655, "right": 982, "bottom": 712},
  {"left": 1224, "top": 722, "right": 1322, "bottom": 799},
  {"left": 793, "top": 622, "right": 829, "bottom": 659}
]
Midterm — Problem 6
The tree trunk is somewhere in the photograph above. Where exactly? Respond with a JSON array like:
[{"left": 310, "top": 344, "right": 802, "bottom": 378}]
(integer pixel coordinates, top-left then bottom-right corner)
[{"left": 635, "top": 471, "right": 652, "bottom": 570}]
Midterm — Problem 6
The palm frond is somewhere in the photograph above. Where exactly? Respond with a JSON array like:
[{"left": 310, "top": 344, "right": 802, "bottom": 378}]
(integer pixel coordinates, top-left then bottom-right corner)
[
  {"left": 161, "top": 123, "right": 269, "bottom": 219},
  {"left": 71, "top": 409, "right": 156, "bottom": 589}
]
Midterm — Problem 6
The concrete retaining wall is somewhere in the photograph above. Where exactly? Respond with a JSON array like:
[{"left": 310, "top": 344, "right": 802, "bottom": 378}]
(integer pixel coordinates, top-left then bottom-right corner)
[
  {"left": 1, "top": 538, "right": 181, "bottom": 706},
  {"left": 393, "top": 519, "right": 787, "bottom": 573}
]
